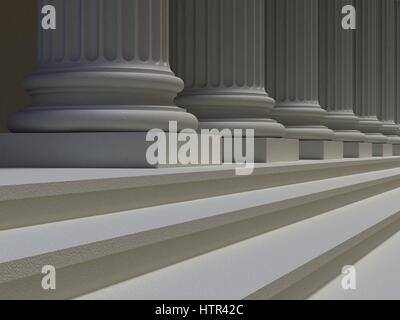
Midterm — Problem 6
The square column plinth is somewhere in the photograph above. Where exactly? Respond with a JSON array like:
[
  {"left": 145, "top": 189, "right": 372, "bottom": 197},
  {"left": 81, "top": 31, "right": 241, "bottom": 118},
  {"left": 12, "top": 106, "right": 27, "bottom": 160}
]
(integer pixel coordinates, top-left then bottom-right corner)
[
  {"left": 0, "top": 133, "right": 224, "bottom": 168},
  {"left": 393, "top": 145, "right": 400, "bottom": 156},
  {"left": 222, "top": 137, "right": 299, "bottom": 164},
  {"left": 299, "top": 141, "right": 344, "bottom": 160},
  {"left": 254, "top": 138, "right": 299, "bottom": 163},
  {"left": 372, "top": 144, "right": 393, "bottom": 157},
  {"left": 0, "top": 133, "right": 157, "bottom": 168},
  {"left": 344, "top": 142, "right": 373, "bottom": 158}
]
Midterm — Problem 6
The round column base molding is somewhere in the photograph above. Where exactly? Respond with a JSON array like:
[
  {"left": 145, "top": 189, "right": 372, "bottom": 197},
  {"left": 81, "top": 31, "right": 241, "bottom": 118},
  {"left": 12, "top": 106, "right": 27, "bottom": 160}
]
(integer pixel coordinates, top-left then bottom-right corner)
[
  {"left": 271, "top": 102, "right": 327, "bottom": 127},
  {"left": 387, "top": 136, "right": 400, "bottom": 144},
  {"left": 322, "top": 111, "right": 360, "bottom": 130},
  {"left": 363, "top": 133, "right": 389, "bottom": 144},
  {"left": 333, "top": 130, "right": 366, "bottom": 142},
  {"left": 198, "top": 119, "right": 286, "bottom": 138},
  {"left": 24, "top": 70, "right": 185, "bottom": 107},
  {"left": 380, "top": 122, "right": 400, "bottom": 136},
  {"left": 356, "top": 117, "right": 384, "bottom": 134},
  {"left": 176, "top": 91, "right": 275, "bottom": 120},
  {"left": 8, "top": 107, "right": 199, "bottom": 133},
  {"left": 284, "top": 125, "right": 335, "bottom": 141}
]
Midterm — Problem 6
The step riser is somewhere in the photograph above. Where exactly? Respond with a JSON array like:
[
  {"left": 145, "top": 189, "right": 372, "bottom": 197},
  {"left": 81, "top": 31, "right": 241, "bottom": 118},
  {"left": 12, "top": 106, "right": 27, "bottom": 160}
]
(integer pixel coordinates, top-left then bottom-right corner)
[{"left": 2, "top": 178, "right": 400, "bottom": 299}]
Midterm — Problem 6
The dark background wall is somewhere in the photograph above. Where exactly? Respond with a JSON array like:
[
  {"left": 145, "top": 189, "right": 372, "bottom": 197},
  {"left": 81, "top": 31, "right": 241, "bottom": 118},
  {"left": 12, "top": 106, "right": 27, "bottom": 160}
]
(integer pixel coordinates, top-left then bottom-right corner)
[{"left": 0, "top": 2, "right": 37, "bottom": 132}]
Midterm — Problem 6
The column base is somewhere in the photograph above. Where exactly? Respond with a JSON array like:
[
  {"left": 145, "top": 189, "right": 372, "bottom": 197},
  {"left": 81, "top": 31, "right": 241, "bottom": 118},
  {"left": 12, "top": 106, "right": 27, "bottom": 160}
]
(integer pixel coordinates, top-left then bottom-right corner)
[
  {"left": 0, "top": 133, "right": 157, "bottom": 168},
  {"left": 284, "top": 126, "right": 335, "bottom": 140},
  {"left": 254, "top": 138, "right": 299, "bottom": 163},
  {"left": 299, "top": 141, "right": 344, "bottom": 160},
  {"left": 363, "top": 133, "right": 389, "bottom": 144},
  {"left": 344, "top": 142, "right": 373, "bottom": 158},
  {"left": 198, "top": 119, "right": 286, "bottom": 138},
  {"left": 372, "top": 144, "right": 393, "bottom": 157},
  {"left": 333, "top": 130, "right": 366, "bottom": 142}
]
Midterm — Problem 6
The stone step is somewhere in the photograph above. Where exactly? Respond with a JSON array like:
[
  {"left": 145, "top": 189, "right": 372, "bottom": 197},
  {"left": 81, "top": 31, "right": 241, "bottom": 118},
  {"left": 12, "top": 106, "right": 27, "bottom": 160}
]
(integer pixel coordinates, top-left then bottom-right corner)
[
  {"left": 309, "top": 229, "right": 400, "bottom": 300},
  {"left": 77, "top": 187, "right": 400, "bottom": 300},
  {"left": 1, "top": 157, "right": 400, "bottom": 230},
  {"left": 2, "top": 167, "right": 400, "bottom": 299}
]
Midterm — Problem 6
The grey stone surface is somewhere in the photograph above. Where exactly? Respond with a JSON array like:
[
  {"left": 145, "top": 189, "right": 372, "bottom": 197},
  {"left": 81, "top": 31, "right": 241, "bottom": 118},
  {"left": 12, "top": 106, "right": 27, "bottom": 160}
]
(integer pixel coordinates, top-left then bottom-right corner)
[
  {"left": 383, "top": 144, "right": 394, "bottom": 157},
  {"left": 300, "top": 141, "right": 344, "bottom": 160},
  {"left": 372, "top": 143, "right": 393, "bottom": 157},
  {"left": 393, "top": 145, "right": 400, "bottom": 156},
  {"left": 0, "top": 133, "right": 155, "bottom": 168},
  {"left": 266, "top": 0, "right": 334, "bottom": 140},
  {"left": 254, "top": 138, "right": 299, "bottom": 163},
  {"left": 171, "top": 0, "right": 285, "bottom": 138},
  {"left": 8, "top": 0, "right": 198, "bottom": 133},
  {"left": 344, "top": 142, "right": 373, "bottom": 158},
  {"left": 378, "top": 0, "right": 399, "bottom": 138},
  {"left": 354, "top": 0, "right": 387, "bottom": 140},
  {"left": 319, "top": 0, "right": 365, "bottom": 142}
]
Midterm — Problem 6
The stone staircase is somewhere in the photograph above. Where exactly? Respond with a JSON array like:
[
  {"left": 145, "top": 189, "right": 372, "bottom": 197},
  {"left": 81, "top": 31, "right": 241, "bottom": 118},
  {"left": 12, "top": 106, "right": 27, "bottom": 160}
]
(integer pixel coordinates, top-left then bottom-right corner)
[{"left": 1, "top": 158, "right": 400, "bottom": 299}]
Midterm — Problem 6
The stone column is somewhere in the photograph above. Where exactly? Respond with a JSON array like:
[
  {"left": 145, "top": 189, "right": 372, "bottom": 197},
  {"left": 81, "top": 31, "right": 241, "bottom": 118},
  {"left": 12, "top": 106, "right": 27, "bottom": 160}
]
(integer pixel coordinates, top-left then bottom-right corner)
[
  {"left": 378, "top": 0, "right": 400, "bottom": 148},
  {"left": 170, "top": 0, "right": 286, "bottom": 139},
  {"left": 8, "top": 0, "right": 197, "bottom": 133},
  {"left": 0, "top": 0, "right": 198, "bottom": 168},
  {"left": 354, "top": 0, "right": 388, "bottom": 145},
  {"left": 318, "top": 0, "right": 364, "bottom": 143},
  {"left": 266, "top": 0, "right": 340, "bottom": 160},
  {"left": 266, "top": 0, "right": 334, "bottom": 140}
]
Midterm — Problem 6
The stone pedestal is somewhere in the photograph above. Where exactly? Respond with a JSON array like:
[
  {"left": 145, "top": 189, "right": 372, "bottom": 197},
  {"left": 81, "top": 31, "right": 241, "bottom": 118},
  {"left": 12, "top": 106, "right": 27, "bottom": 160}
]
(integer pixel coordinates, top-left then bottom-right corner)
[
  {"left": 0, "top": 133, "right": 155, "bottom": 168},
  {"left": 373, "top": 144, "right": 393, "bottom": 157},
  {"left": 344, "top": 143, "right": 373, "bottom": 158},
  {"left": 1, "top": 0, "right": 198, "bottom": 168},
  {"left": 300, "top": 141, "right": 344, "bottom": 160},
  {"left": 254, "top": 138, "right": 299, "bottom": 162},
  {"left": 393, "top": 145, "right": 400, "bottom": 156}
]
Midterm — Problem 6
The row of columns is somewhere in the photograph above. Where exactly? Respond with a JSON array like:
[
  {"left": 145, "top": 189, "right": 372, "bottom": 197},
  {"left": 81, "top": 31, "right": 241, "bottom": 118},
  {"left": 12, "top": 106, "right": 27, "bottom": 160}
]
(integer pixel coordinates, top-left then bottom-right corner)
[{"left": 6, "top": 0, "right": 400, "bottom": 165}]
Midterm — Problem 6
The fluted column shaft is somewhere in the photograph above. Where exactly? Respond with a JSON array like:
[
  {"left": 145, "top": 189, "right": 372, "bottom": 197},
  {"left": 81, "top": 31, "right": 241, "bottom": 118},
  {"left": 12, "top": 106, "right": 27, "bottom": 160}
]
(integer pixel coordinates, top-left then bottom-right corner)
[
  {"left": 378, "top": 0, "right": 400, "bottom": 142},
  {"left": 170, "top": 0, "right": 285, "bottom": 137},
  {"left": 8, "top": 0, "right": 197, "bottom": 133},
  {"left": 318, "top": 0, "right": 364, "bottom": 142},
  {"left": 354, "top": 0, "right": 387, "bottom": 143},
  {"left": 266, "top": 0, "right": 334, "bottom": 140}
]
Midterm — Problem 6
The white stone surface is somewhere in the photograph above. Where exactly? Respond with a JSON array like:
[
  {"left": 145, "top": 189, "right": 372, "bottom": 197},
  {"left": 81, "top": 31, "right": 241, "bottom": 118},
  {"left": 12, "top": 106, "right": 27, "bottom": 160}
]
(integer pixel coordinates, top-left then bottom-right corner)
[
  {"left": 310, "top": 231, "right": 400, "bottom": 300},
  {"left": 78, "top": 187, "right": 400, "bottom": 300}
]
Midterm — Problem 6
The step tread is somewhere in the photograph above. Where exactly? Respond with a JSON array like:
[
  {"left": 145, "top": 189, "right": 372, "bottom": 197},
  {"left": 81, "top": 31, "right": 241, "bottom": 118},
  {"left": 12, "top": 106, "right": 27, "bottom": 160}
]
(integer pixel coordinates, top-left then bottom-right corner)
[{"left": 77, "top": 187, "right": 400, "bottom": 300}]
